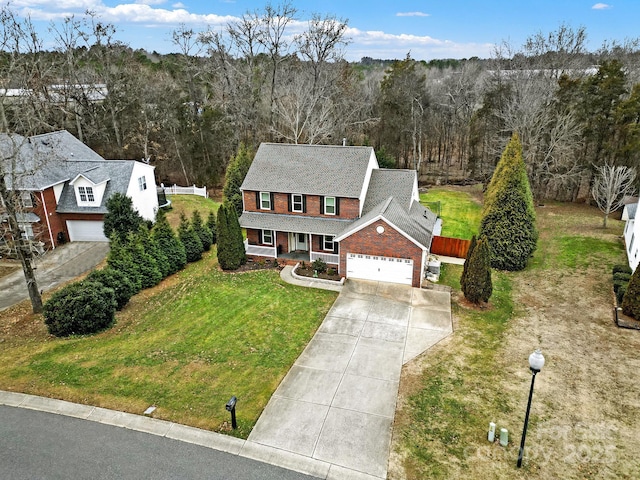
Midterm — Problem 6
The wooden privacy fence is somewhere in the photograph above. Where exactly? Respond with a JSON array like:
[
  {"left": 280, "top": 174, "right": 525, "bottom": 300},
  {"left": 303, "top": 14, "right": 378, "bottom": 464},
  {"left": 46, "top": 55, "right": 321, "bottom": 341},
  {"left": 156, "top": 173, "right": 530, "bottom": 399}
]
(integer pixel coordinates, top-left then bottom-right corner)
[{"left": 431, "top": 236, "right": 471, "bottom": 259}]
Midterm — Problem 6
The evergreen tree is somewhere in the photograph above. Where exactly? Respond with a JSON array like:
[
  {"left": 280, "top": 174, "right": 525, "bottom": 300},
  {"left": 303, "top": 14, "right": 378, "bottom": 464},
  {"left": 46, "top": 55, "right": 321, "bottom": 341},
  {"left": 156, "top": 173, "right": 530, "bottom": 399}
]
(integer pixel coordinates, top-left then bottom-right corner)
[
  {"left": 192, "top": 209, "right": 213, "bottom": 251},
  {"left": 459, "top": 235, "right": 477, "bottom": 293},
  {"left": 223, "top": 143, "right": 254, "bottom": 216},
  {"left": 479, "top": 133, "right": 538, "bottom": 271},
  {"left": 103, "top": 192, "right": 144, "bottom": 239},
  {"left": 125, "top": 230, "right": 163, "bottom": 289},
  {"left": 217, "top": 202, "right": 246, "bottom": 270},
  {"left": 622, "top": 265, "right": 640, "bottom": 319},
  {"left": 137, "top": 224, "right": 170, "bottom": 278},
  {"left": 178, "top": 212, "right": 203, "bottom": 263},
  {"left": 207, "top": 210, "right": 217, "bottom": 245},
  {"left": 152, "top": 209, "right": 187, "bottom": 275},
  {"left": 107, "top": 233, "right": 143, "bottom": 292},
  {"left": 462, "top": 236, "right": 493, "bottom": 304}
]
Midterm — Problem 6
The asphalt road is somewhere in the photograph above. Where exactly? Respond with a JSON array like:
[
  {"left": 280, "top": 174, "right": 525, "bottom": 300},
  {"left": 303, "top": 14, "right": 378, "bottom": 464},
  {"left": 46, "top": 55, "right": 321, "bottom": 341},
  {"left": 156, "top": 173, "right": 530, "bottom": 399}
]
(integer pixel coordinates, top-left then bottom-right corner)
[{"left": 0, "top": 405, "right": 318, "bottom": 480}]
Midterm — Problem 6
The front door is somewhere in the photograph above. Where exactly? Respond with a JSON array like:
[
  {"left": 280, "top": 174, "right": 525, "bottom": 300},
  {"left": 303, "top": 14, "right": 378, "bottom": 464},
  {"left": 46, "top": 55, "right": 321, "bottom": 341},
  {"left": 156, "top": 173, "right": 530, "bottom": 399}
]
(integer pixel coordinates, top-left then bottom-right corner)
[{"left": 295, "top": 233, "right": 308, "bottom": 251}]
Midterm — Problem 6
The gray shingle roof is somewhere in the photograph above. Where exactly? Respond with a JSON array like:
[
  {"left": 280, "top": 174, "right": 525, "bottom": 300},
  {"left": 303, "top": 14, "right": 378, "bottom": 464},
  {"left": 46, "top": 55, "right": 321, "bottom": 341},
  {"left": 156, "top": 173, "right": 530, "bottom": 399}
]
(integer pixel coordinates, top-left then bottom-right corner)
[
  {"left": 241, "top": 143, "right": 375, "bottom": 198},
  {"left": 239, "top": 211, "right": 352, "bottom": 236},
  {"left": 56, "top": 161, "right": 135, "bottom": 214},
  {"left": 363, "top": 169, "right": 416, "bottom": 214},
  {"left": 335, "top": 196, "right": 437, "bottom": 250}
]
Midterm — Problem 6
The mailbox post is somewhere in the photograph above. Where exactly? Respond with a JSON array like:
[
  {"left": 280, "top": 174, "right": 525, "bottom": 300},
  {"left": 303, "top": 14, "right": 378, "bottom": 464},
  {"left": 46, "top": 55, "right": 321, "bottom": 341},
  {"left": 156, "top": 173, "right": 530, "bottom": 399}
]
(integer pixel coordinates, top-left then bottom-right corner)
[{"left": 225, "top": 396, "right": 237, "bottom": 429}]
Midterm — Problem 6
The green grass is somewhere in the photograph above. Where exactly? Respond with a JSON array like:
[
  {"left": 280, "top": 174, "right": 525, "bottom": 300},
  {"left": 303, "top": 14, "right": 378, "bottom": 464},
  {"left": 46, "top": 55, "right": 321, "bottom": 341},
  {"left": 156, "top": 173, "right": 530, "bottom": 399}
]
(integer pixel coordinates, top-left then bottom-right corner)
[
  {"left": 420, "top": 187, "right": 483, "bottom": 239},
  {"left": 397, "top": 194, "right": 629, "bottom": 479},
  {"left": 0, "top": 195, "right": 337, "bottom": 438},
  {"left": 165, "top": 195, "right": 221, "bottom": 229}
]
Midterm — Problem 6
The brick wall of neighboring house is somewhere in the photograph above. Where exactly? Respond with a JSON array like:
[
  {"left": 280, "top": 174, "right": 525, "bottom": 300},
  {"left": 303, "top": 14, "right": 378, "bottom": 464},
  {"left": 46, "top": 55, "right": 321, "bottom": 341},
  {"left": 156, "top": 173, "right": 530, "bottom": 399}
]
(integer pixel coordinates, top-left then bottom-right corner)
[
  {"left": 35, "top": 188, "right": 65, "bottom": 248},
  {"left": 242, "top": 190, "right": 360, "bottom": 219},
  {"left": 339, "top": 220, "right": 424, "bottom": 287},
  {"left": 276, "top": 231, "right": 289, "bottom": 253}
]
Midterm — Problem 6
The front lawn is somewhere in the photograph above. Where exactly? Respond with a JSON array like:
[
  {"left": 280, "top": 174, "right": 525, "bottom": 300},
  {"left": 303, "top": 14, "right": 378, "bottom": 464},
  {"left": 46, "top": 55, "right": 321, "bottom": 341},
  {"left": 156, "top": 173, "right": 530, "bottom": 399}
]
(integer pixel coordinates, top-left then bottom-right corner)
[
  {"left": 392, "top": 193, "right": 639, "bottom": 479},
  {"left": 0, "top": 196, "right": 337, "bottom": 438}
]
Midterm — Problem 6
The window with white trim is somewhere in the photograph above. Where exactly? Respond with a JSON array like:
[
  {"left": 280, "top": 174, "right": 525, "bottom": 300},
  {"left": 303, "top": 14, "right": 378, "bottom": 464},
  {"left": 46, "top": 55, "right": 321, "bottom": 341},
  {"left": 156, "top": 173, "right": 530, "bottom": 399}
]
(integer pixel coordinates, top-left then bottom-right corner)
[
  {"left": 260, "top": 191, "right": 271, "bottom": 210},
  {"left": 138, "top": 176, "right": 147, "bottom": 191},
  {"left": 262, "top": 229, "right": 273, "bottom": 245},
  {"left": 19, "top": 223, "right": 34, "bottom": 240},
  {"left": 323, "top": 235, "right": 334, "bottom": 251},
  {"left": 324, "top": 196, "right": 336, "bottom": 215},
  {"left": 292, "top": 194, "right": 303, "bottom": 212},
  {"left": 78, "top": 186, "right": 95, "bottom": 203}
]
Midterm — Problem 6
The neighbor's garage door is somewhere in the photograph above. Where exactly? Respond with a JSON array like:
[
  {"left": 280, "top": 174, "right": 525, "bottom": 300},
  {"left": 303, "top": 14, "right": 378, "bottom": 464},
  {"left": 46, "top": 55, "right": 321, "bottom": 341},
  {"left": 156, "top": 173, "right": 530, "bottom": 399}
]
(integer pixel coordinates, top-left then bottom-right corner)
[
  {"left": 346, "top": 253, "right": 413, "bottom": 285},
  {"left": 66, "top": 220, "right": 109, "bottom": 242}
]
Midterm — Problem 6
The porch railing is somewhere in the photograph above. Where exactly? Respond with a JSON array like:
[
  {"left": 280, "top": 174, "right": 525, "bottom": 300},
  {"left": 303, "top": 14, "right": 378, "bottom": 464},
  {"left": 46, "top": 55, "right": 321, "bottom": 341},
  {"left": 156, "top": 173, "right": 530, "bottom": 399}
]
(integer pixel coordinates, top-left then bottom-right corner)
[
  {"left": 310, "top": 251, "right": 339, "bottom": 265},
  {"left": 244, "top": 239, "right": 276, "bottom": 257}
]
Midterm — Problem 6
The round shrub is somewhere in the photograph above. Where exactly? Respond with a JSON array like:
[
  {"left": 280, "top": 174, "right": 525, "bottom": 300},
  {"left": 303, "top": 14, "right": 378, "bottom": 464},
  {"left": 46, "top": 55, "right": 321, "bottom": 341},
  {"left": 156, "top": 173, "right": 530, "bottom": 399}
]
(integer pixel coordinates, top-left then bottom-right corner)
[
  {"left": 613, "top": 279, "right": 628, "bottom": 294},
  {"left": 312, "top": 258, "right": 328, "bottom": 273},
  {"left": 617, "top": 284, "right": 627, "bottom": 306},
  {"left": 613, "top": 264, "right": 633, "bottom": 275},
  {"left": 43, "top": 281, "right": 117, "bottom": 337},
  {"left": 86, "top": 268, "right": 136, "bottom": 310},
  {"left": 613, "top": 272, "right": 632, "bottom": 282}
]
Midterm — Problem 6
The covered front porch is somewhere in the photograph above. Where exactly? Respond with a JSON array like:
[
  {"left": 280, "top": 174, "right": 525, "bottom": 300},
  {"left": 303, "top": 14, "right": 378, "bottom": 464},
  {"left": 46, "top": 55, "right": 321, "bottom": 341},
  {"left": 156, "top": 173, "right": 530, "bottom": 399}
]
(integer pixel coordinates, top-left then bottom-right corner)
[{"left": 244, "top": 232, "right": 339, "bottom": 265}]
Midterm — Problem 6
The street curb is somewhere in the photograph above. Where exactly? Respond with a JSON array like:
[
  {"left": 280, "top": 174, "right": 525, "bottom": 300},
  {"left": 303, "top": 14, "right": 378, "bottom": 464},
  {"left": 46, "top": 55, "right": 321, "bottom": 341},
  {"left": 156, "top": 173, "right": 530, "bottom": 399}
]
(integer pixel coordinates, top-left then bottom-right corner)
[{"left": 0, "top": 391, "right": 382, "bottom": 480}]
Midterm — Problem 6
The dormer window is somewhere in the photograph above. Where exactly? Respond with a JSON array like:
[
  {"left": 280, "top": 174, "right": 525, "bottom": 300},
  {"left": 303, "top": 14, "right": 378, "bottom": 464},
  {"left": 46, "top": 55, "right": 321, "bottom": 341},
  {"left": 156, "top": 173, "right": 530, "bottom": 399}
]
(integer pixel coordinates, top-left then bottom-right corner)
[{"left": 78, "top": 186, "right": 95, "bottom": 203}]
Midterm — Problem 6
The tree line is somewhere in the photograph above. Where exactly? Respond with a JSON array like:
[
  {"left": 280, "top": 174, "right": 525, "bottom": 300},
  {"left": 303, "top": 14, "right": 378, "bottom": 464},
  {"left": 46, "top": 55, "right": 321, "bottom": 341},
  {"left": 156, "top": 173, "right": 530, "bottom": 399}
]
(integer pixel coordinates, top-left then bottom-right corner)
[{"left": 2, "top": 4, "right": 640, "bottom": 201}]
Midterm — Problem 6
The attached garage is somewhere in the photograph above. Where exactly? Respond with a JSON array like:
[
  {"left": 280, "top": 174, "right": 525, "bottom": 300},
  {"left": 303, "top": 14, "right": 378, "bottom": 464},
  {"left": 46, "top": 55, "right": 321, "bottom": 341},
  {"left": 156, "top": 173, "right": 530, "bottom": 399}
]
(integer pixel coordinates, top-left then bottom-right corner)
[
  {"left": 346, "top": 253, "right": 414, "bottom": 285},
  {"left": 66, "top": 220, "right": 109, "bottom": 242}
]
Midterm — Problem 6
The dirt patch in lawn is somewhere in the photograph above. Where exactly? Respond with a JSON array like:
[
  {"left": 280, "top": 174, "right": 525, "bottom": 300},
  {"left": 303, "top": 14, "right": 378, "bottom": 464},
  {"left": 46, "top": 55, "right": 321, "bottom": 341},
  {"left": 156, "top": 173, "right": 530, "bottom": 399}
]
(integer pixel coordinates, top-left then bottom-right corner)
[{"left": 391, "top": 200, "right": 640, "bottom": 479}]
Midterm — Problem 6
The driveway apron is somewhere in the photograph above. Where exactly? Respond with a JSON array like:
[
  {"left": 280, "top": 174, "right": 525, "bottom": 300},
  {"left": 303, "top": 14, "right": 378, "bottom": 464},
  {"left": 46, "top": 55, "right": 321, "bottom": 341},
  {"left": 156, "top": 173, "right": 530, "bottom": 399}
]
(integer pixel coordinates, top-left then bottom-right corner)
[{"left": 248, "top": 279, "right": 452, "bottom": 479}]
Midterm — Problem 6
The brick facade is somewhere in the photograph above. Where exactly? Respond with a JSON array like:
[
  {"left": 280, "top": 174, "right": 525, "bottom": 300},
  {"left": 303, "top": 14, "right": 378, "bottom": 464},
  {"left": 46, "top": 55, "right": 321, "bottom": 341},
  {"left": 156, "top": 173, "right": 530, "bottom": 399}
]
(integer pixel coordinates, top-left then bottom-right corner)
[
  {"left": 243, "top": 190, "right": 360, "bottom": 220},
  {"left": 338, "top": 220, "right": 425, "bottom": 287}
]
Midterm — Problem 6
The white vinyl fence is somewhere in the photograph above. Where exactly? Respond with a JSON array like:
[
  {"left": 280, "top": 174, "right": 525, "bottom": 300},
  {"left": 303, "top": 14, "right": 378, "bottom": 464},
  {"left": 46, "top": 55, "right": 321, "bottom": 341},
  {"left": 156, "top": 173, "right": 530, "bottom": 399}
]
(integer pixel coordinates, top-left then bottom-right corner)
[{"left": 159, "top": 184, "right": 208, "bottom": 198}]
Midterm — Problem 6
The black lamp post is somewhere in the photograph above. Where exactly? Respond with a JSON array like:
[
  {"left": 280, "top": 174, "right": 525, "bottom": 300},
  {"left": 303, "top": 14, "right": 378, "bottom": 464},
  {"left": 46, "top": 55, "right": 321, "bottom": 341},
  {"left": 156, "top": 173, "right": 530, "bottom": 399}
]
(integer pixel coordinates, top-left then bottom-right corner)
[{"left": 517, "top": 349, "right": 545, "bottom": 468}]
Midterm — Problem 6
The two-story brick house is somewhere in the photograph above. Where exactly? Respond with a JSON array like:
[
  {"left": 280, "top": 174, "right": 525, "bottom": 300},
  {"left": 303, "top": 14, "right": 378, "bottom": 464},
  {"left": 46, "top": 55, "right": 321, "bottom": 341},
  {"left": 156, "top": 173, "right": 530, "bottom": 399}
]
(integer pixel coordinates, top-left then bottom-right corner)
[
  {"left": 239, "top": 143, "right": 441, "bottom": 287},
  {"left": 1, "top": 130, "right": 158, "bottom": 250}
]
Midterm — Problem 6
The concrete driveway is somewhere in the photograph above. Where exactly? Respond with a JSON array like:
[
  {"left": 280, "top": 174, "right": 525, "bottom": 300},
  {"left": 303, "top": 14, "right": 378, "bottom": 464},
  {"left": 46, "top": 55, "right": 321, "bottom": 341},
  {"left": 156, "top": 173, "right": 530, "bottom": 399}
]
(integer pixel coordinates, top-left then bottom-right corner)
[
  {"left": 248, "top": 279, "right": 452, "bottom": 479},
  {"left": 0, "top": 242, "right": 109, "bottom": 311}
]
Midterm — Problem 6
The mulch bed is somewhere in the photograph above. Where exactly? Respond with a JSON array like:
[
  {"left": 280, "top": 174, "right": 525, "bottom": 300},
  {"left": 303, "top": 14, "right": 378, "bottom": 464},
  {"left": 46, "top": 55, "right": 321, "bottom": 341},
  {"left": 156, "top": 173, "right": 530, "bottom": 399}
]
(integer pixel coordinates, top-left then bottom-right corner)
[
  {"left": 614, "top": 307, "right": 640, "bottom": 330},
  {"left": 294, "top": 264, "right": 341, "bottom": 282}
]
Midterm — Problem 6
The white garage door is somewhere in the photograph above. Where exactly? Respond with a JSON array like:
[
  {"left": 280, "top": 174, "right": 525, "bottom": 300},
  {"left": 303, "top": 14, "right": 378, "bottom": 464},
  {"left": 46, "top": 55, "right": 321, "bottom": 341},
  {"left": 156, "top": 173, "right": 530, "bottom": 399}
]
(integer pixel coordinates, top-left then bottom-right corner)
[
  {"left": 346, "top": 253, "right": 413, "bottom": 285},
  {"left": 66, "top": 220, "right": 109, "bottom": 242}
]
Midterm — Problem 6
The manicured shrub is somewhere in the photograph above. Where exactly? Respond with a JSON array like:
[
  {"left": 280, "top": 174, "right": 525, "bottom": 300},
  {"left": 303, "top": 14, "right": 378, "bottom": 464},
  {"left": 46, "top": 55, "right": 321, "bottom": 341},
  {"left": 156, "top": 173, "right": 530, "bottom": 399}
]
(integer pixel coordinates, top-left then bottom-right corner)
[
  {"left": 614, "top": 279, "right": 628, "bottom": 294},
  {"left": 43, "top": 281, "right": 117, "bottom": 337},
  {"left": 312, "top": 258, "right": 328, "bottom": 273},
  {"left": 613, "top": 264, "right": 633, "bottom": 275},
  {"left": 178, "top": 213, "right": 204, "bottom": 263},
  {"left": 613, "top": 272, "right": 632, "bottom": 283},
  {"left": 86, "top": 268, "right": 135, "bottom": 310},
  {"left": 152, "top": 209, "right": 186, "bottom": 275},
  {"left": 617, "top": 284, "right": 627, "bottom": 305},
  {"left": 479, "top": 133, "right": 537, "bottom": 271},
  {"left": 192, "top": 210, "right": 213, "bottom": 251},
  {"left": 107, "top": 233, "right": 143, "bottom": 292},
  {"left": 622, "top": 265, "right": 640, "bottom": 318}
]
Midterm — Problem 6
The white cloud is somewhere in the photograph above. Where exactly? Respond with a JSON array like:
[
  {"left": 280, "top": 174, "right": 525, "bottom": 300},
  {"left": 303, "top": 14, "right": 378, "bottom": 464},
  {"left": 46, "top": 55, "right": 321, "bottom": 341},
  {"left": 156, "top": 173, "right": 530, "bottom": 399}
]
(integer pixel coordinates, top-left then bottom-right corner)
[
  {"left": 396, "top": 12, "right": 430, "bottom": 17},
  {"left": 172, "top": 2, "right": 185, "bottom": 7},
  {"left": 592, "top": 3, "right": 612, "bottom": 9},
  {"left": 135, "top": 0, "right": 166, "bottom": 5}
]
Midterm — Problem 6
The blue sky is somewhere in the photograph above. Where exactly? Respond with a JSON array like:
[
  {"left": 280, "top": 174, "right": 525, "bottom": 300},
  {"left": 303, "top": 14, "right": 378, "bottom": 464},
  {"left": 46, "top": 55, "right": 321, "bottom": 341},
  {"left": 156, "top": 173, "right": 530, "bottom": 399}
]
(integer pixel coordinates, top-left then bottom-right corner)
[{"left": 5, "top": 1, "right": 637, "bottom": 60}]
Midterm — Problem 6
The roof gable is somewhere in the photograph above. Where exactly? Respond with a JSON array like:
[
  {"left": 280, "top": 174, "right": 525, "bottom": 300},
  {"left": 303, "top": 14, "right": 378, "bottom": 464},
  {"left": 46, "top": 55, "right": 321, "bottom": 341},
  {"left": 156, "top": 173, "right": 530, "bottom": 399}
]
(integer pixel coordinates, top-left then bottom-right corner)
[
  {"left": 241, "top": 143, "right": 376, "bottom": 198},
  {"left": 363, "top": 169, "right": 417, "bottom": 214}
]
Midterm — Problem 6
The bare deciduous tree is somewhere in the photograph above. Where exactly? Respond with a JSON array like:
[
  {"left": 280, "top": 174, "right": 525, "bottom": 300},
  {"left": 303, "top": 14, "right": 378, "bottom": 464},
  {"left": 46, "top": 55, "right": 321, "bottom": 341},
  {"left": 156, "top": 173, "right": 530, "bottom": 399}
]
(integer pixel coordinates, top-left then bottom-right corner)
[{"left": 592, "top": 164, "right": 636, "bottom": 227}]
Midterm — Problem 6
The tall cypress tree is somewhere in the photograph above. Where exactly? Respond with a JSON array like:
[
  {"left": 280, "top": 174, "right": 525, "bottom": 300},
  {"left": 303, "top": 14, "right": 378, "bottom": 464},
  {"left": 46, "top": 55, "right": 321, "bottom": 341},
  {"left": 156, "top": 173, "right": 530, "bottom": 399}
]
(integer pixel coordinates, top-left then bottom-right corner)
[
  {"left": 479, "top": 133, "right": 538, "bottom": 271},
  {"left": 103, "top": 192, "right": 144, "bottom": 239},
  {"left": 217, "top": 202, "right": 246, "bottom": 270},
  {"left": 178, "top": 213, "right": 203, "bottom": 263},
  {"left": 192, "top": 210, "right": 213, "bottom": 251},
  {"left": 151, "top": 209, "right": 186, "bottom": 275},
  {"left": 460, "top": 235, "right": 477, "bottom": 293},
  {"left": 207, "top": 210, "right": 217, "bottom": 245},
  {"left": 462, "top": 236, "right": 493, "bottom": 304}
]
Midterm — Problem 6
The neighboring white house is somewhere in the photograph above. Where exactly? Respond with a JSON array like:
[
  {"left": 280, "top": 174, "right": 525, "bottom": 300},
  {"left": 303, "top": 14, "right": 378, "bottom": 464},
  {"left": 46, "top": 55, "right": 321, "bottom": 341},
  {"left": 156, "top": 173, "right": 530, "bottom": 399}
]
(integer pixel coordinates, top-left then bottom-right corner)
[
  {"left": 1, "top": 130, "right": 158, "bottom": 247},
  {"left": 624, "top": 200, "right": 639, "bottom": 271}
]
